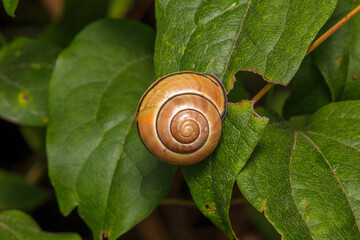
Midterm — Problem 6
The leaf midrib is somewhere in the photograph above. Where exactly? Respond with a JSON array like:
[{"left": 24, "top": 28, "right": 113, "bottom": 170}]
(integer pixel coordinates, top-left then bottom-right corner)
[
  {"left": 298, "top": 131, "right": 360, "bottom": 234},
  {"left": 57, "top": 54, "right": 151, "bottom": 214},
  {"left": 220, "top": 0, "right": 252, "bottom": 81},
  {"left": 101, "top": 113, "right": 136, "bottom": 235},
  {"left": 289, "top": 132, "right": 313, "bottom": 239},
  {"left": 0, "top": 221, "right": 23, "bottom": 240}
]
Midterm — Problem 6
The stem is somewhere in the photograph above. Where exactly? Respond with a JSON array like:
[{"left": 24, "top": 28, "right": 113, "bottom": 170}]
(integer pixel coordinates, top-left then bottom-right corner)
[
  {"left": 306, "top": 4, "right": 360, "bottom": 55},
  {"left": 251, "top": 83, "right": 275, "bottom": 103},
  {"left": 160, "top": 198, "right": 247, "bottom": 207},
  {"left": 25, "top": 155, "right": 46, "bottom": 185},
  {"left": 160, "top": 198, "right": 196, "bottom": 207},
  {"left": 251, "top": 4, "right": 360, "bottom": 103}
]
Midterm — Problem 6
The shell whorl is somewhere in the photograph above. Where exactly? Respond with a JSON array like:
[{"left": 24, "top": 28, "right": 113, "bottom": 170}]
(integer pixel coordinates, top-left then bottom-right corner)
[{"left": 136, "top": 72, "right": 227, "bottom": 166}]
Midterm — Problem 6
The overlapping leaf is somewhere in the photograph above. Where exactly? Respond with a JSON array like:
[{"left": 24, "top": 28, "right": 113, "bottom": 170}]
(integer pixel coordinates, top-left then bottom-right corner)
[
  {"left": 0, "top": 210, "right": 81, "bottom": 240},
  {"left": 183, "top": 101, "right": 268, "bottom": 239},
  {"left": 238, "top": 101, "right": 360, "bottom": 239},
  {"left": 47, "top": 19, "right": 176, "bottom": 240},
  {"left": 0, "top": 38, "right": 60, "bottom": 126},
  {"left": 155, "top": 0, "right": 337, "bottom": 90},
  {"left": 0, "top": 170, "right": 49, "bottom": 211},
  {"left": 313, "top": 0, "right": 360, "bottom": 100},
  {"left": 283, "top": 56, "right": 331, "bottom": 119}
]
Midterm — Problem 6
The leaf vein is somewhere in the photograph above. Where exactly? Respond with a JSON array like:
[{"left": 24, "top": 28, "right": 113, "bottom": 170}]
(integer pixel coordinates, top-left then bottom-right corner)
[{"left": 300, "top": 131, "right": 360, "bottom": 233}]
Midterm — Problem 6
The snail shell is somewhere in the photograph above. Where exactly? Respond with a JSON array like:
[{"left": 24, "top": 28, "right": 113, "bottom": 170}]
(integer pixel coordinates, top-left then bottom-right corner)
[{"left": 136, "top": 72, "right": 227, "bottom": 166}]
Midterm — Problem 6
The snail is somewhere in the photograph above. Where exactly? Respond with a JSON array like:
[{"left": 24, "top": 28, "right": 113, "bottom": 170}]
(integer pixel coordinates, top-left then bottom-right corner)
[{"left": 136, "top": 72, "right": 227, "bottom": 166}]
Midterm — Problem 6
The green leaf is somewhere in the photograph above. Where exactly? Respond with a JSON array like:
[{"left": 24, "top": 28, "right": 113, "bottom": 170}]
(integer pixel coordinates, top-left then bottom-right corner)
[
  {"left": 0, "top": 170, "right": 49, "bottom": 211},
  {"left": 108, "top": 0, "right": 135, "bottom": 18},
  {"left": 2, "top": 0, "right": 18, "bottom": 16},
  {"left": 0, "top": 210, "right": 81, "bottom": 240},
  {"left": 20, "top": 126, "right": 46, "bottom": 153},
  {"left": 0, "top": 38, "right": 60, "bottom": 126},
  {"left": 47, "top": 19, "right": 176, "bottom": 240},
  {"left": 238, "top": 101, "right": 360, "bottom": 239},
  {"left": 183, "top": 101, "right": 268, "bottom": 239},
  {"left": 42, "top": 0, "right": 110, "bottom": 47},
  {"left": 283, "top": 56, "right": 331, "bottom": 119},
  {"left": 154, "top": 0, "right": 337, "bottom": 90},
  {"left": 313, "top": 0, "right": 360, "bottom": 100}
]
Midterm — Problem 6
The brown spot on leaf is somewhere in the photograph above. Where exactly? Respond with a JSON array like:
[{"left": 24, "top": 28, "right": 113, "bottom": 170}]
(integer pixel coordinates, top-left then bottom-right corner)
[
  {"left": 337, "top": 57, "right": 343, "bottom": 67},
  {"left": 353, "top": 74, "right": 357, "bottom": 80},
  {"left": 18, "top": 91, "right": 30, "bottom": 104},
  {"left": 22, "top": 93, "right": 29, "bottom": 100},
  {"left": 43, "top": 117, "right": 49, "bottom": 124}
]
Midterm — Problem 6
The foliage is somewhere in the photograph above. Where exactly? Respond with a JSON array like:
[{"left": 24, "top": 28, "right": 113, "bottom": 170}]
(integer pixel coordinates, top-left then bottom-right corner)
[
  {"left": 47, "top": 19, "right": 175, "bottom": 239},
  {"left": 0, "top": 210, "right": 81, "bottom": 240},
  {"left": 0, "top": 0, "right": 359, "bottom": 240},
  {"left": 2, "top": 0, "right": 18, "bottom": 16}
]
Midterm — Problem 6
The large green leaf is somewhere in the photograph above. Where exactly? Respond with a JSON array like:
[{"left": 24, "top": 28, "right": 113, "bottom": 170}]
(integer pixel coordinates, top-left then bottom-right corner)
[
  {"left": 313, "top": 0, "right": 360, "bottom": 100},
  {"left": 0, "top": 170, "right": 49, "bottom": 211},
  {"left": 47, "top": 19, "right": 176, "bottom": 240},
  {"left": 0, "top": 38, "right": 60, "bottom": 126},
  {"left": 238, "top": 101, "right": 360, "bottom": 239},
  {"left": 0, "top": 210, "right": 81, "bottom": 240},
  {"left": 42, "top": 0, "right": 110, "bottom": 47},
  {"left": 155, "top": 0, "right": 337, "bottom": 90},
  {"left": 2, "top": 0, "right": 18, "bottom": 16},
  {"left": 183, "top": 101, "right": 268, "bottom": 239},
  {"left": 283, "top": 56, "right": 331, "bottom": 119}
]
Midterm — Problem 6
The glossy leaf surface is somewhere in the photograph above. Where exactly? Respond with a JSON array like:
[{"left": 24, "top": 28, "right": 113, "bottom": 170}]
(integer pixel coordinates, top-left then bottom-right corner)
[
  {"left": 47, "top": 19, "right": 176, "bottom": 240},
  {"left": 183, "top": 101, "right": 268, "bottom": 239},
  {"left": 0, "top": 38, "right": 60, "bottom": 126},
  {"left": 238, "top": 101, "right": 360, "bottom": 239},
  {"left": 155, "top": 0, "right": 337, "bottom": 90}
]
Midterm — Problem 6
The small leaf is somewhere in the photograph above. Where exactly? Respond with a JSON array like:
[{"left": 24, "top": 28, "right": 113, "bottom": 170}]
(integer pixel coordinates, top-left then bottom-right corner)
[
  {"left": 0, "top": 38, "right": 60, "bottom": 126},
  {"left": 313, "top": 0, "right": 360, "bottom": 100},
  {"left": 2, "top": 0, "right": 18, "bottom": 16},
  {"left": 183, "top": 101, "right": 268, "bottom": 239},
  {"left": 0, "top": 210, "right": 81, "bottom": 240},
  {"left": 155, "top": 0, "right": 337, "bottom": 90},
  {"left": 47, "top": 19, "right": 176, "bottom": 240},
  {"left": 0, "top": 170, "right": 49, "bottom": 211},
  {"left": 108, "top": 0, "right": 135, "bottom": 18},
  {"left": 238, "top": 101, "right": 360, "bottom": 239},
  {"left": 283, "top": 56, "right": 331, "bottom": 119}
]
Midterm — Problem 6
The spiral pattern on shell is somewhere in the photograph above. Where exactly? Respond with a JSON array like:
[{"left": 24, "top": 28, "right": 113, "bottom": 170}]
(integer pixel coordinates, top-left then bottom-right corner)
[{"left": 136, "top": 72, "right": 227, "bottom": 165}]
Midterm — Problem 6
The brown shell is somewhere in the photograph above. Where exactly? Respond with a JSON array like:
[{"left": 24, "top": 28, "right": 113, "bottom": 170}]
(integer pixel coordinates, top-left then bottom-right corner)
[{"left": 136, "top": 71, "right": 227, "bottom": 166}]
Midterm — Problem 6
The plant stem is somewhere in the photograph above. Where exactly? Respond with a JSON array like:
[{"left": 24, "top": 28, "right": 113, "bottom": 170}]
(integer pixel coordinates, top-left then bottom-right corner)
[
  {"left": 160, "top": 198, "right": 247, "bottom": 207},
  {"left": 306, "top": 4, "right": 360, "bottom": 55},
  {"left": 25, "top": 155, "right": 46, "bottom": 185},
  {"left": 161, "top": 198, "right": 196, "bottom": 207},
  {"left": 251, "top": 82, "right": 275, "bottom": 104},
  {"left": 251, "top": 4, "right": 360, "bottom": 103}
]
